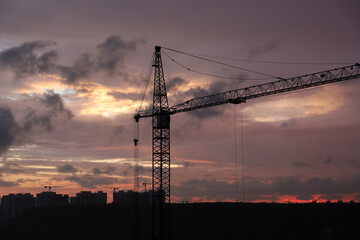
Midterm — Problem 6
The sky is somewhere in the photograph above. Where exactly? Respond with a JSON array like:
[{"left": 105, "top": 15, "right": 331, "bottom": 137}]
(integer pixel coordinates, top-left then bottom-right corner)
[{"left": 0, "top": 0, "right": 359, "bottom": 203}]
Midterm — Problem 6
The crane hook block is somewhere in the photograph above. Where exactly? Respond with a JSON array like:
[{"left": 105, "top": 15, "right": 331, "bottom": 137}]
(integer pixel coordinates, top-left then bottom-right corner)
[
  {"left": 134, "top": 114, "right": 140, "bottom": 122},
  {"left": 134, "top": 139, "right": 139, "bottom": 146}
]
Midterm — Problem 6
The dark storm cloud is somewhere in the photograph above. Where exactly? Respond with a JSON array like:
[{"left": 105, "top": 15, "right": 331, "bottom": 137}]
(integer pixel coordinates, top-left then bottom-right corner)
[
  {"left": 0, "top": 107, "right": 21, "bottom": 155},
  {"left": 173, "top": 172, "right": 360, "bottom": 202},
  {"left": 0, "top": 40, "right": 57, "bottom": 78},
  {"left": 57, "top": 164, "right": 78, "bottom": 174}
]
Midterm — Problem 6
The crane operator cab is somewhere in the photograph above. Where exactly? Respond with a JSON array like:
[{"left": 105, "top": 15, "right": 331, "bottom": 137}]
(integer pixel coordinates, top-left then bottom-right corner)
[{"left": 156, "top": 112, "right": 170, "bottom": 129}]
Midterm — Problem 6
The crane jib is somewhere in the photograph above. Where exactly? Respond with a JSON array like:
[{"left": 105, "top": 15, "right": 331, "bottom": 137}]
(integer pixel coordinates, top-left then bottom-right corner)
[{"left": 167, "top": 63, "right": 360, "bottom": 115}]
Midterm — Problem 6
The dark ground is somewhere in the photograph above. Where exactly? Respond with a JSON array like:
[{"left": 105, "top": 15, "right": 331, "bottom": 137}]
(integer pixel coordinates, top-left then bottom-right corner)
[{"left": 0, "top": 202, "right": 359, "bottom": 240}]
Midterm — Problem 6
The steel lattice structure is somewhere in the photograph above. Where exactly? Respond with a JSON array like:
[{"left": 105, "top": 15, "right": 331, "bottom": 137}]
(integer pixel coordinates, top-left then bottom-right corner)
[
  {"left": 135, "top": 46, "right": 359, "bottom": 240},
  {"left": 169, "top": 64, "right": 360, "bottom": 114},
  {"left": 151, "top": 46, "right": 171, "bottom": 240}
]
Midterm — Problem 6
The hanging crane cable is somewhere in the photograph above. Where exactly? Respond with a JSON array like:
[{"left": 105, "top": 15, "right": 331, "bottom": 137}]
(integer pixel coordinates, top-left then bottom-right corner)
[
  {"left": 240, "top": 103, "right": 245, "bottom": 202},
  {"left": 134, "top": 55, "right": 154, "bottom": 190},
  {"left": 167, "top": 51, "right": 355, "bottom": 65},
  {"left": 162, "top": 50, "right": 273, "bottom": 81},
  {"left": 234, "top": 104, "right": 238, "bottom": 202},
  {"left": 161, "top": 46, "right": 284, "bottom": 80},
  {"left": 136, "top": 54, "right": 155, "bottom": 114},
  {"left": 234, "top": 103, "right": 246, "bottom": 203},
  {"left": 133, "top": 53, "right": 156, "bottom": 240}
]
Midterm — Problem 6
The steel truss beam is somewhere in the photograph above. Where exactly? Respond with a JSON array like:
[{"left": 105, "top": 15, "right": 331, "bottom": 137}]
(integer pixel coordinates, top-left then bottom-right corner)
[{"left": 169, "top": 64, "right": 360, "bottom": 114}]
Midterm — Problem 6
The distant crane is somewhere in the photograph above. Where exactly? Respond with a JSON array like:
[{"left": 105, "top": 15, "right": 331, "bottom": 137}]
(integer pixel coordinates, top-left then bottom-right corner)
[
  {"left": 44, "top": 185, "right": 59, "bottom": 192},
  {"left": 110, "top": 187, "right": 119, "bottom": 193},
  {"left": 134, "top": 46, "right": 360, "bottom": 240},
  {"left": 143, "top": 181, "right": 148, "bottom": 192}
]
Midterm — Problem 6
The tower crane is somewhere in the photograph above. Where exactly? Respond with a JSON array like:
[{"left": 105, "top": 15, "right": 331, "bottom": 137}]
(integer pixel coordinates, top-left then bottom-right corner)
[
  {"left": 143, "top": 181, "right": 148, "bottom": 192},
  {"left": 134, "top": 46, "right": 360, "bottom": 240},
  {"left": 44, "top": 185, "right": 59, "bottom": 192},
  {"left": 110, "top": 187, "right": 119, "bottom": 193}
]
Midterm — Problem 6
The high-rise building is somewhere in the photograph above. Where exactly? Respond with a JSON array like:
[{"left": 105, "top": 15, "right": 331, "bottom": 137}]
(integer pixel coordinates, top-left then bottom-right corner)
[
  {"left": 113, "top": 190, "right": 152, "bottom": 204},
  {"left": 70, "top": 191, "right": 107, "bottom": 205},
  {"left": 36, "top": 191, "right": 69, "bottom": 207},
  {"left": 0, "top": 193, "right": 36, "bottom": 220}
]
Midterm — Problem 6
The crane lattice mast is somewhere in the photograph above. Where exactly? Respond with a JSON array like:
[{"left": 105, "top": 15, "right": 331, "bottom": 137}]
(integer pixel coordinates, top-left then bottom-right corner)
[
  {"left": 134, "top": 46, "right": 360, "bottom": 240},
  {"left": 152, "top": 46, "right": 171, "bottom": 240}
]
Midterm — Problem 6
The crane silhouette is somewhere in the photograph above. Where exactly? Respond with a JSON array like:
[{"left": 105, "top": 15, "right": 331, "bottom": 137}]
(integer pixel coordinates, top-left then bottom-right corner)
[
  {"left": 44, "top": 185, "right": 59, "bottom": 192},
  {"left": 134, "top": 46, "right": 360, "bottom": 240}
]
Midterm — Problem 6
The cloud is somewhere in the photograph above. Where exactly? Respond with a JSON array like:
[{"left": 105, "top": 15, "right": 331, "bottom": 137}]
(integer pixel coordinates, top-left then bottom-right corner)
[
  {"left": 0, "top": 179, "right": 19, "bottom": 187},
  {"left": 66, "top": 174, "right": 118, "bottom": 188},
  {"left": 0, "top": 107, "right": 21, "bottom": 155},
  {"left": 107, "top": 91, "right": 139, "bottom": 101},
  {"left": 171, "top": 77, "right": 248, "bottom": 122},
  {"left": 0, "top": 163, "right": 26, "bottom": 176},
  {"left": 174, "top": 81, "right": 235, "bottom": 121},
  {"left": 0, "top": 163, "right": 26, "bottom": 187},
  {"left": 57, "top": 164, "right": 78, "bottom": 174},
  {"left": 40, "top": 90, "right": 74, "bottom": 119},
  {"left": 0, "top": 36, "right": 144, "bottom": 85},
  {"left": 57, "top": 53, "right": 94, "bottom": 85},
  {"left": 92, "top": 167, "right": 101, "bottom": 175},
  {"left": 104, "top": 166, "right": 116, "bottom": 175},
  {"left": 92, "top": 166, "right": 117, "bottom": 175},
  {"left": 58, "top": 35, "right": 144, "bottom": 84},
  {"left": 173, "top": 172, "right": 360, "bottom": 202},
  {"left": 96, "top": 35, "right": 144, "bottom": 74},
  {"left": 0, "top": 90, "right": 73, "bottom": 155},
  {"left": 23, "top": 90, "right": 74, "bottom": 132},
  {"left": 0, "top": 40, "right": 57, "bottom": 78},
  {"left": 167, "top": 77, "right": 188, "bottom": 92}
]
